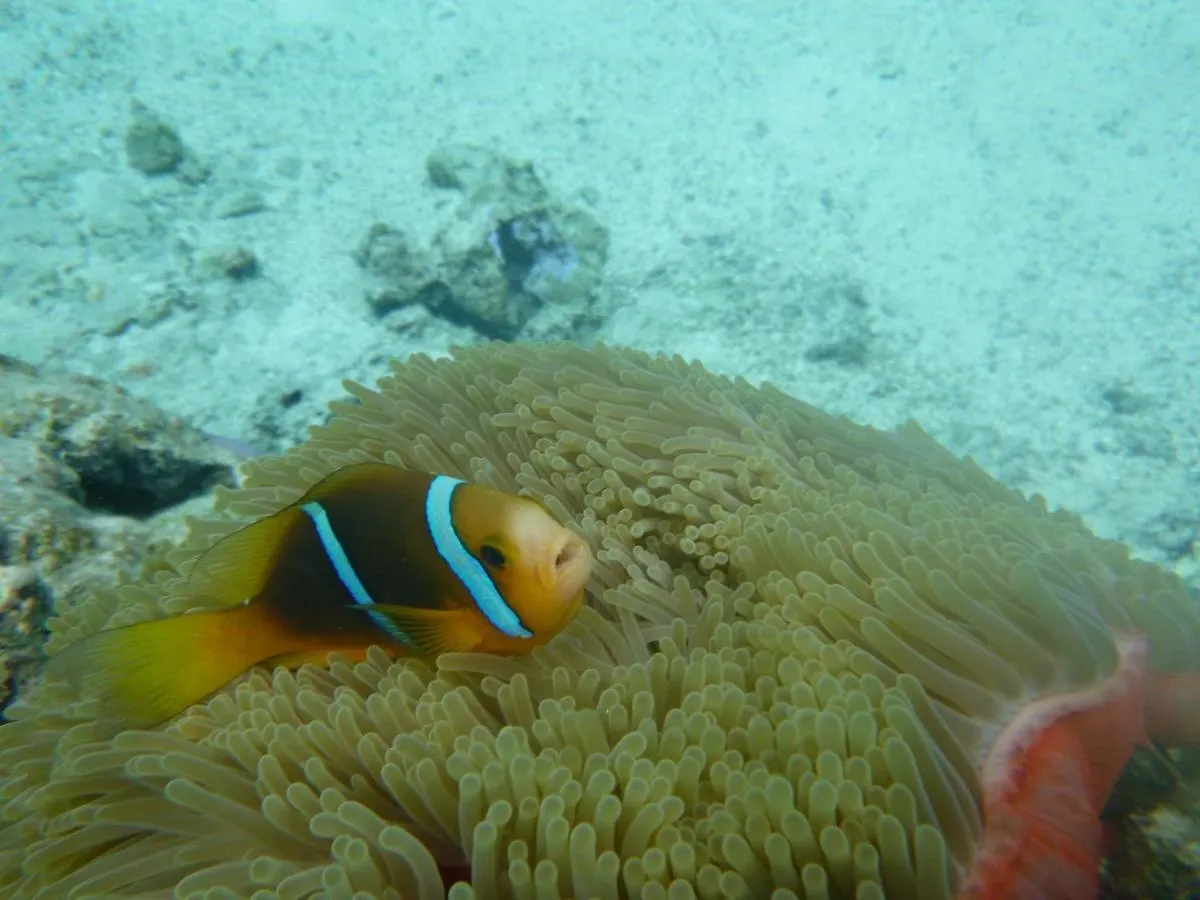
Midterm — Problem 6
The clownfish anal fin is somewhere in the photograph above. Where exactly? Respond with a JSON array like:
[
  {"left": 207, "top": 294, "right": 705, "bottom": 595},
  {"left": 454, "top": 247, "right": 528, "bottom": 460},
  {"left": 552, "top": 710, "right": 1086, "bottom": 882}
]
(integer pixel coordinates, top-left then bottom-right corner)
[
  {"left": 187, "top": 508, "right": 303, "bottom": 605},
  {"left": 364, "top": 604, "right": 486, "bottom": 655}
]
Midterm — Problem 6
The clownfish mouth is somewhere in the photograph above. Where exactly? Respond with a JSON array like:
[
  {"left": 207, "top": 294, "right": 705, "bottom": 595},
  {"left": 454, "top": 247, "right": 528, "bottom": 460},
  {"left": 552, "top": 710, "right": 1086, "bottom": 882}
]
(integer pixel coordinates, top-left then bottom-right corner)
[{"left": 545, "top": 532, "right": 591, "bottom": 606}]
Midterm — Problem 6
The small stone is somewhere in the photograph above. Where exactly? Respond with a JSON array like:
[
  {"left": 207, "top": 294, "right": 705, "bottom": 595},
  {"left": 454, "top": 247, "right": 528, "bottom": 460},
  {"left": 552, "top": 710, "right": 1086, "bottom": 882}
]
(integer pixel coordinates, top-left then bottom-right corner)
[
  {"left": 198, "top": 245, "right": 259, "bottom": 281},
  {"left": 212, "top": 188, "right": 266, "bottom": 219},
  {"left": 124, "top": 103, "right": 184, "bottom": 176},
  {"left": 1101, "top": 382, "right": 1152, "bottom": 416}
]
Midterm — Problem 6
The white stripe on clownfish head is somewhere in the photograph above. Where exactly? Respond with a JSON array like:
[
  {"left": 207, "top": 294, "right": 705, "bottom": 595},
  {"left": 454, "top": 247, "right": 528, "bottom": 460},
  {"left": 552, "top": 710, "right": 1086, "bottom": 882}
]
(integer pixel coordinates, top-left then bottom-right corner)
[
  {"left": 425, "top": 475, "right": 533, "bottom": 639},
  {"left": 302, "top": 501, "right": 410, "bottom": 646}
]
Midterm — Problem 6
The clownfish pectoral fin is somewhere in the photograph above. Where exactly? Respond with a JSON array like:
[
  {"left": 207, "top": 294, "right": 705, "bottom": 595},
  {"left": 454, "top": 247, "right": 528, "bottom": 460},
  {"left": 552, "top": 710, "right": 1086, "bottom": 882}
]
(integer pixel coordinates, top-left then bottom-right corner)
[
  {"left": 44, "top": 602, "right": 286, "bottom": 727},
  {"left": 364, "top": 605, "right": 489, "bottom": 655},
  {"left": 186, "top": 507, "right": 305, "bottom": 605}
]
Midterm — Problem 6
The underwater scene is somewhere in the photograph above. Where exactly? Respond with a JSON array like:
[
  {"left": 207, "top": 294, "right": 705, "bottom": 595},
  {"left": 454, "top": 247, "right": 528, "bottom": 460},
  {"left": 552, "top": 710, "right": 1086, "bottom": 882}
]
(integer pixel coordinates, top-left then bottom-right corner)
[{"left": 1, "top": 1, "right": 1198, "bottom": 898}]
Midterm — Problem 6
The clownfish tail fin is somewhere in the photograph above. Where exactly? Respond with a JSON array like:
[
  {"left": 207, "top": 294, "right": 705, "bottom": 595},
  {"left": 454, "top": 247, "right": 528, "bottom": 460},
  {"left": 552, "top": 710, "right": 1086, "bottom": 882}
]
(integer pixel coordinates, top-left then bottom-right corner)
[{"left": 45, "top": 602, "right": 285, "bottom": 727}]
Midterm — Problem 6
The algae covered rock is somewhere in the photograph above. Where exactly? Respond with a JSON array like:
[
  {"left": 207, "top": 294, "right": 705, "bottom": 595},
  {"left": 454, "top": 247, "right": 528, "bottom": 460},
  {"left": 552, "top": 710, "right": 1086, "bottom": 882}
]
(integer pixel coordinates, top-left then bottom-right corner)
[
  {"left": 352, "top": 223, "right": 443, "bottom": 314},
  {"left": 428, "top": 145, "right": 609, "bottom": 339},
  {"left": 355, "top": 145, "right": 610, "bottom": 340},
  {"left": 425, "top": 143, "right": 548, "bottom": 206}
]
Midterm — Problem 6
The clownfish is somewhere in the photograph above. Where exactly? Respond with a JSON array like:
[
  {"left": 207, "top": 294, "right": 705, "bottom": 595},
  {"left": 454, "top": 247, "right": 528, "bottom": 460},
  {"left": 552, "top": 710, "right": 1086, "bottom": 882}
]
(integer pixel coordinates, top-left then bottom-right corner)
[{"left": 48, "top": 463, "right": 592, "bottom": 726}]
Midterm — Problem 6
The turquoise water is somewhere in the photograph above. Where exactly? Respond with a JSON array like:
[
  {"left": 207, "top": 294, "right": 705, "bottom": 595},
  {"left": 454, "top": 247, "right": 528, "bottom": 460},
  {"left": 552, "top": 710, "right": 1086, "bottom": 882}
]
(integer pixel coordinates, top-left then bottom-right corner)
[
  {"left": 0, "top": 0, "right": 1196, "bottom": 574},
  {"left": 1, "top": 5, "right": 1199, "bottom": 898}
]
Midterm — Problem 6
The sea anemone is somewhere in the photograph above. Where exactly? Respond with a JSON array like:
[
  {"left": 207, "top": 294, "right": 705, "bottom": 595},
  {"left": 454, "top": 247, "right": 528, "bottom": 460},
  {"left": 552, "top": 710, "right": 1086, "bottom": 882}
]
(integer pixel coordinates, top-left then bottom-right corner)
[{"left": 2, "top": 341, "right": 1197, "bottom": 899}]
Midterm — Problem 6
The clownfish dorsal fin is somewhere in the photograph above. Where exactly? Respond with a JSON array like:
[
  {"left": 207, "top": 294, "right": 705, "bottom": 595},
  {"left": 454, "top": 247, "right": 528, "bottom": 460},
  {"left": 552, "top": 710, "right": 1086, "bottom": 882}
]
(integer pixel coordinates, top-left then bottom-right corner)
[
  {"left": 186, "top": 506, "right": 305, "bottom": 606},
  {"left": 366, "top": 604, "right": 488, "bottom": 655},
  {"left": 297, "top": 462, "right": 423, "bottom": 503}
]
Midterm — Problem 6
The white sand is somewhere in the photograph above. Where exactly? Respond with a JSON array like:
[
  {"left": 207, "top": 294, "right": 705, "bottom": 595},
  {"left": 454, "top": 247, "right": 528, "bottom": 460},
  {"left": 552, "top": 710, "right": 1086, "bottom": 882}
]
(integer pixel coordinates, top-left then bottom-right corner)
[{"left": 0, "top": 0, "right": 1196, "bottom": 572}]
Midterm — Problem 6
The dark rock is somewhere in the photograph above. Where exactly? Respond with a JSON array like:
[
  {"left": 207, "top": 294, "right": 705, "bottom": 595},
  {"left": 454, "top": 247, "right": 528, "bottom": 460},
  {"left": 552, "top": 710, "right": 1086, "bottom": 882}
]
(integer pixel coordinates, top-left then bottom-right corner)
[
  {"left": 0, "top": 356, "right": 235, "bottom": 517},
  {"left": 1101, "top": 747, "right": 1200, "bottom": 899}
]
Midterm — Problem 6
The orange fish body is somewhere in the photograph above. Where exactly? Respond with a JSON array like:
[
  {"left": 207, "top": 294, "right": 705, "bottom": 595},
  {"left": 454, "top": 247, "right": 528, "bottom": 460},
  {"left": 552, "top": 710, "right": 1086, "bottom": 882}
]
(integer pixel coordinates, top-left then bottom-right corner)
[{"left": 47, "top": 464, "right": 592, "bottom": 726}]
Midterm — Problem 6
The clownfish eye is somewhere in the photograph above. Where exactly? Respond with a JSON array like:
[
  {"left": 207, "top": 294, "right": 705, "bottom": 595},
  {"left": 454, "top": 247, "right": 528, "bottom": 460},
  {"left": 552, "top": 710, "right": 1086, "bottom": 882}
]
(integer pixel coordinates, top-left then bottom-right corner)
[{"left": 479, "top": 544, "right": 507, "bottom": 569}]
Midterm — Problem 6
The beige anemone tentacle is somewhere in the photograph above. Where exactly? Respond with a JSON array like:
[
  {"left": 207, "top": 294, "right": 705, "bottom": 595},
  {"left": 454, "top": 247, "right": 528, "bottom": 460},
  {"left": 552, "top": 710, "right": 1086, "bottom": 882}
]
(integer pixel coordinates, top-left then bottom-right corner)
[{"left": 1, "top": 342, "right": 1194, "bottom": 900}]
